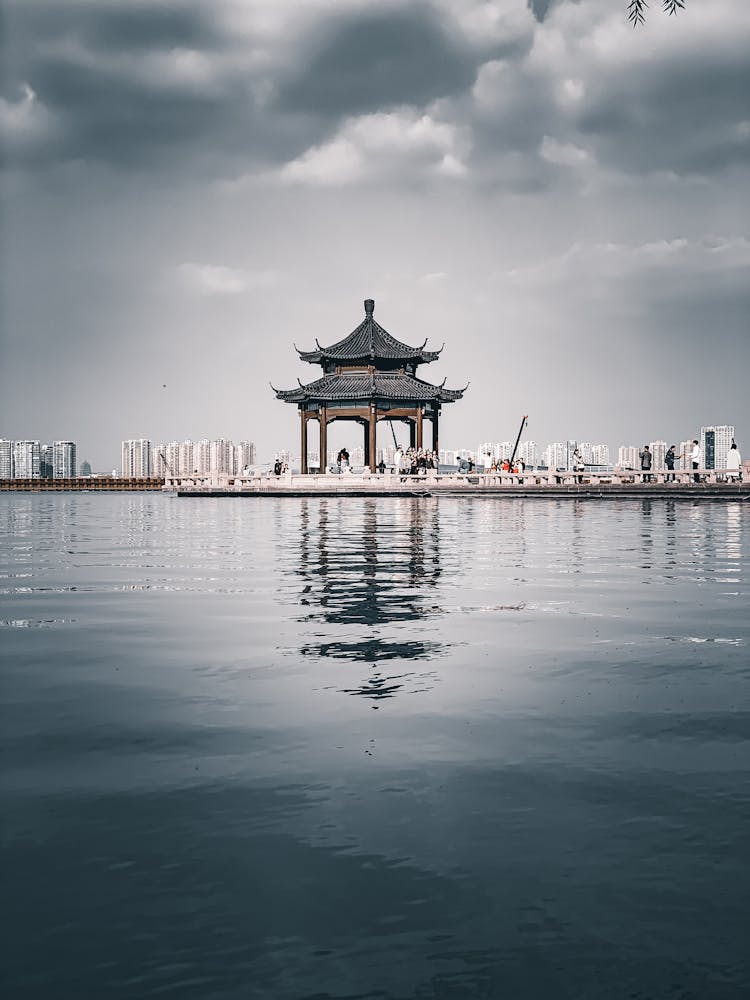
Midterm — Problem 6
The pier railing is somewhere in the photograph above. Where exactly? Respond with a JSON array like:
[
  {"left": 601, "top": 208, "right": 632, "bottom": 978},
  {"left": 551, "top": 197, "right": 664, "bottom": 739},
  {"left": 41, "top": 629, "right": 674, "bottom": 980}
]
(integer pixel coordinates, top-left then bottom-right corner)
[{"left": 163, "top": 467, "right": 743, "bottom": 493}]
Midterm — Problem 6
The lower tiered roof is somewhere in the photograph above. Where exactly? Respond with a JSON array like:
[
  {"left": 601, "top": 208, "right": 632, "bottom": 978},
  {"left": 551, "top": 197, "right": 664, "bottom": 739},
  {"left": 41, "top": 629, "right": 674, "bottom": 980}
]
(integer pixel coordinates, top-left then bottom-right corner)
[{"left": 274, "top": 372, "right": 465, "bottom": 404}]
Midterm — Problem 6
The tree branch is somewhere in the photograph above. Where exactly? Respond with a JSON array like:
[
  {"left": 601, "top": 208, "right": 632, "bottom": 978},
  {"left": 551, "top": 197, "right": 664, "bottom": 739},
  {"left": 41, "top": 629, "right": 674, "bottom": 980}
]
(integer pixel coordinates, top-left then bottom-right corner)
[{"left": 628, "top": 0, "right": 686, "bottom": 26}]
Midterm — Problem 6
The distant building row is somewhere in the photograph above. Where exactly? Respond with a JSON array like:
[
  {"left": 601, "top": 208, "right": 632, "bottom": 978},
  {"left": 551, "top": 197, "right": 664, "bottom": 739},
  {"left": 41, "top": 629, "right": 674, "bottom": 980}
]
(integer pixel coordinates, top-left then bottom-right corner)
[
  {"left": 0, "top": 439, "right": 81, "bottom": 479},
  {"left": 121, "top": 439, "right": 256, "bottom": 478}
]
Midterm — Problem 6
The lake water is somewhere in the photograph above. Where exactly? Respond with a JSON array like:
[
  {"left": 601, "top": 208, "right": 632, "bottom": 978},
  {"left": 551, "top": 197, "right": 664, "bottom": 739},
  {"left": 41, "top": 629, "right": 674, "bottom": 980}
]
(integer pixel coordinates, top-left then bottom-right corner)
[{"left": 1, "top": 493, "right": 748, "bottom": 1000}]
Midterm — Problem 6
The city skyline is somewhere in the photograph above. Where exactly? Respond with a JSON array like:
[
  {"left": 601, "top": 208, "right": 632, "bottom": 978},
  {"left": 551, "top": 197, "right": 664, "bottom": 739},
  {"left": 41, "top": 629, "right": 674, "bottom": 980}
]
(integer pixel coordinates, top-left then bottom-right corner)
[
  {"left": 0, "top": 423, "right": 742, "bottom": 477},
  {"left": 2, "top": 1, "right": 748, "bottom": 470}
]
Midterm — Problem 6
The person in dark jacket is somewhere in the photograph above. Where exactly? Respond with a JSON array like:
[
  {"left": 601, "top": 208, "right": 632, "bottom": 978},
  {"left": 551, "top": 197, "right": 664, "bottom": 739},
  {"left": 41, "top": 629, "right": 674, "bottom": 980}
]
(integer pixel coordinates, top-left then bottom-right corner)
[
  {"left": 640, "top": 445, "right": 653, "bottom": 483},
  {"left": 664, "top": 445, "right": 678, "bottom": 482}
]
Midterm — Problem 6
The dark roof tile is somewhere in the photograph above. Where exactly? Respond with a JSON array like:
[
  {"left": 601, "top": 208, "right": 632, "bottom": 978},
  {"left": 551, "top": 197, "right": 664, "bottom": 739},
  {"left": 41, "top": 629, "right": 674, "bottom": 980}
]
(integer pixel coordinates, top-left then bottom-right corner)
[
  {"left": 275, "top": 372, "right": 464, "bottom": 404},
  {"left": 297, "top": 300, "right": 441, "bottom": 365}
]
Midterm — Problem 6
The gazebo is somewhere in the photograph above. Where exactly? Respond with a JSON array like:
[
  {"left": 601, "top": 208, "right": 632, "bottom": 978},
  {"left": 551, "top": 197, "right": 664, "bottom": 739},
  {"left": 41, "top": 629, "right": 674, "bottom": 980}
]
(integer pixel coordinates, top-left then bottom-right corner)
[{"left": 273, "top": 298, "right": 466, "bottom": 473}]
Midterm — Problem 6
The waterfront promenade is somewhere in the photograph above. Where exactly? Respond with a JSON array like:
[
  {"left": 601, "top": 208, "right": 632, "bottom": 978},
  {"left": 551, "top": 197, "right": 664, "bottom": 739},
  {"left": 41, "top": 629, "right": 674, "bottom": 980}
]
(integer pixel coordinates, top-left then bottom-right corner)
[
  {"left": 163, "top": 469, "right": 747, "bottom": 499},
  {"left": 2, "top": 471, "right": 745, "bottom": 498}
]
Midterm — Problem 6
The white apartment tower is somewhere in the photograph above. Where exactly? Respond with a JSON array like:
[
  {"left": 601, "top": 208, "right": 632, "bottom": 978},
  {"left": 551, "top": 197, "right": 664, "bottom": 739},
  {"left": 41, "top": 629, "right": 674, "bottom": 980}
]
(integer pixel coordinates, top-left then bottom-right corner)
[
  {"left": 544, "top": 443, "right": 566, "bottom": 470},
  {"left": 151, "top": 442, "right": 180, "bottom": 477},
  {"left": 591, "top": 444, "right": 610, "bottom": 466},
  {"left": 649, "top": 440, "right": 667, "bottom": 472},
  {"left": 12, "top": 441, "right": 41, "bottom": 478},
  {"left": 679, "top": 440, "right": 694, "bottom": 471},
  {"left": 235, "top": 441, "right": 256, "bottom": 474},
  {"left": 518, "top": 441, "right": 538, "bottom": 467},
  {"left": 193, "top": 440, "right": 211, "bottom": 475},
  {"left": 53, "top": 441, "right": 77, "bottom": 478},
  {"left": 618, "top": 446, "right": 639, "bottom": 470},
  {"left": 121, "top": 439, "right": 152, "bottom": 478},
  {"left": 209, "top": 438, "right": 235, "bottom": 475},
  {"left": 179, "top": 440, "right": 194, "bottom": 475},
  {"left": 0, "top": 439, "right": 13, "bottom": 478}
]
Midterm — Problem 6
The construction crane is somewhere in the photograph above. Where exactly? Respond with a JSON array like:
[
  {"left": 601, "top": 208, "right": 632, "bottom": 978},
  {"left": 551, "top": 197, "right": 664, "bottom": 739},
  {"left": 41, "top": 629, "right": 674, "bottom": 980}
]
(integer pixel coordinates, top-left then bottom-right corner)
[
  {"left": 508, "top": 415, "right": 528, "bottom": 469},
  {"left": 157, "top": 448, "right": 176, "bottom": 479}
]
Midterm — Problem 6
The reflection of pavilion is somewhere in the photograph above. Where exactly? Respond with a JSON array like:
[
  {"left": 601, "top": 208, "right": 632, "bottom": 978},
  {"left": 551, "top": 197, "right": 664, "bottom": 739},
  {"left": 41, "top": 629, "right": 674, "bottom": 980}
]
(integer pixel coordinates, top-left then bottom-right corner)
[
  {"left": 295, "top": 499, "right": 444, "bottom": 691},
  {"left": 274, "top": 299, "right": 465, "bottom": 473}
]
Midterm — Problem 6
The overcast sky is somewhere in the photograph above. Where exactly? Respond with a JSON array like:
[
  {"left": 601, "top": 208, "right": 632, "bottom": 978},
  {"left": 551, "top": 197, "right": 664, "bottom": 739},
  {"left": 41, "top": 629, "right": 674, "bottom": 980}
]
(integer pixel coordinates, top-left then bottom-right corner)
[{"left": 1, "top": 0, "right": 748, "bottom": 468}]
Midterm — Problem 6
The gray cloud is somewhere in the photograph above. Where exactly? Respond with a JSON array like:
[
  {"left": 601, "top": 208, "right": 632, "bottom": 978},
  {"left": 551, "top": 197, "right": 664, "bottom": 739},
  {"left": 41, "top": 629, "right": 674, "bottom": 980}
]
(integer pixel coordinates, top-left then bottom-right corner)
[
  {"left": 576, "top": 53, "right": 750, "bottom": 175},
  {"left": 275, "top": 4, "right": 491, "bottom": 118},
  {"left": 527, "top": 0, "right": 557, "bottom": 22}
]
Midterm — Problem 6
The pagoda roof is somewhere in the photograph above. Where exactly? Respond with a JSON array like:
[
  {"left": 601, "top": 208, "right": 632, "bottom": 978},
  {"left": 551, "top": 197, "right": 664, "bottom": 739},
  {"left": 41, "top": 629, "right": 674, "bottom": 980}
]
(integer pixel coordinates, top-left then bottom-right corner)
[
  {"left": 296, "top": 299, "right": 442, "bottom": 365},
  {"left": 274, "top": 372, "right": 465, "bottom": 405}
]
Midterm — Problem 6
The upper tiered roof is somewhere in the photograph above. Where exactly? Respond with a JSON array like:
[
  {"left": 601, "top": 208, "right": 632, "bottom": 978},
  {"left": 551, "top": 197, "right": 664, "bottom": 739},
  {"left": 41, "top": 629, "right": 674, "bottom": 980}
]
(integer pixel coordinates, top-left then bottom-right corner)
[{"left": 296, "top": 299, "right": 442, "bottom": 368}]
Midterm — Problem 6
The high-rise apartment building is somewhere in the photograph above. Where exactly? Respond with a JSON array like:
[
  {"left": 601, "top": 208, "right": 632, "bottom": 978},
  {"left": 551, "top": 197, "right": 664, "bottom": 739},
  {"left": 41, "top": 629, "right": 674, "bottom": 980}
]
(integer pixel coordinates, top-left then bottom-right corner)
[
  {"left": 679, "top": 440, "right": 694, "bottom": 471},
  {"left": 543, "top": 443, "right": 566, "bottom": 470},
  {"left": 701, "top": 425, "right": 735, "bottom": 470},
  {"left": 591, "top": 444, "right": 610, "bottom": 466},
  {"left": 121, "top": 439, "right": 152, "bottom": 478},
  {"left": 40, "top": 444, "right": 54, "bottom": 479},
  {"left": 209, "top": 438, "right": 235, "bottom": 475},
  {"left": 617, "top": 446, "right": 639, "bottom": 470},
  {"left": 179, "top": 440, "right": 194, "bottom": 475},
  {"left": 0, "top": 439, "right": 13, "bottom": 478},
  {"left": 235, "top": 441, "right": 256, "bottom": 474},
  {"left": 649, "top": 440, "right": 667, "bottom": 472},
  {"left": 579, "top": 442, "right": 593, "bottom": 464},
  {"left": 12, "top": 441, "right": 41, "bottom": 478},
  {"left": 194, "top": 440, "right": 211, "bottom": 475},
  {"left": 151, "top": 442, "right": 179, "bottom": 477},
  {"left": 53, "top": 441, "right": 77, "bottom": 478},
  {"left": 518, "top": 441, "right": 537, "bottom": 467}
]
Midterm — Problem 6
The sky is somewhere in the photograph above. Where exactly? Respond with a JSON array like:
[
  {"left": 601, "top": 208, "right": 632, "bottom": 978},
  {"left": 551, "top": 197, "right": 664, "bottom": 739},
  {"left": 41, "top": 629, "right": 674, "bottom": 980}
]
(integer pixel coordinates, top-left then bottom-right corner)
[{"left": 1, "top": 0, "right": 748, "bottom": 470}]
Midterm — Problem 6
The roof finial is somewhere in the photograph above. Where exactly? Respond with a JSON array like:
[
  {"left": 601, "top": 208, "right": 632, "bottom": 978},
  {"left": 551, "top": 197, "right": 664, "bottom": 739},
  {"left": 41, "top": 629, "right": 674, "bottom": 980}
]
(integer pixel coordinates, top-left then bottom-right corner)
[{"left": 364, "top": 298, "right": 374, "bottom": 317}]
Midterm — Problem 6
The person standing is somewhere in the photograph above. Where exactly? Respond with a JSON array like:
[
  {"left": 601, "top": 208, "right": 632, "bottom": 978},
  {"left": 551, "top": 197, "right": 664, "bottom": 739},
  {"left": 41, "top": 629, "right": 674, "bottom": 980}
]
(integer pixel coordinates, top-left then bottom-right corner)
[
  {"left": 690, "top": 439, "right": 701, "bottom": 483},
  {"left": 572, "top": 447, "right": 585, "bottom": 484},
  {"left": 664, "top": 445, "right": 678, "bottom": 482},
  {"left": 640, "top": 445, "right": 653, "bottom": 483},
  {"left": 726, "top": 442, "right": 742, "bottom": 481}
]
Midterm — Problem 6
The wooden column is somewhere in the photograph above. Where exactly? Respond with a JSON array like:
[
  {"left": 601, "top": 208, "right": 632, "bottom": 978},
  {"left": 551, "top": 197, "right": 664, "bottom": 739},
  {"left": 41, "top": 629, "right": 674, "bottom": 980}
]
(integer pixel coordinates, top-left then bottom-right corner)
[
  {"left": 416, "top": 406, "right": 423, "bottom": 450},
  {"left": 369, "top": 405, "right": 377, "bottom": 472},
  {"left": 409, "top": 419, "right": 416, "bottom": 449},
  {"left": 300, "top": 411, "right": 308, "bottom": 474},
  {"left": 319, "top": 407, "right": 327, "bottom": 473},
  {"left": 433, "top": 410, "right": 439, "bottom": 456}
]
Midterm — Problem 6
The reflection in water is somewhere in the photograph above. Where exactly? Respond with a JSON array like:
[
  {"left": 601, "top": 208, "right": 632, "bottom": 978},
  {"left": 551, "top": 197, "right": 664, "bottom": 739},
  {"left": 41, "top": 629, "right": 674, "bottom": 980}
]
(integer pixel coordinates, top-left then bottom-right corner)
[
  {"left": 293, "top": 498, "right": 444, "bottom": 698},
  {"left": 1, "top": 494, "right": 749, "bottom": 1000},
  {"left": 640, "top": 499, "right": 653, "bottom": 570}
]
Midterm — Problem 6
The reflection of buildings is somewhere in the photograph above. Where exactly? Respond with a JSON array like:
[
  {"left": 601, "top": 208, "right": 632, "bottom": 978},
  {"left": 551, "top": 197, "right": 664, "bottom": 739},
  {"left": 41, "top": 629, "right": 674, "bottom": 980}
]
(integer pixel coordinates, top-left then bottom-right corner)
[{"left": 295, "top": 498, "right": 444, "bottom": 700}]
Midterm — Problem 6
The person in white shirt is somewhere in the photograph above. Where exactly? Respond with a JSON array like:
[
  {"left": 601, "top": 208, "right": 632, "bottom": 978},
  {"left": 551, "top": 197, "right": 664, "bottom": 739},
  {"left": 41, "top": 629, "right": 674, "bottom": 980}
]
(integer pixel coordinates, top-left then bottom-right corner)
[
  {"left": 726, "top": 443, "right": 742, "bottom": 481},
  {"left": 690, "top": 440, "right": 701, "bottom": 483}
]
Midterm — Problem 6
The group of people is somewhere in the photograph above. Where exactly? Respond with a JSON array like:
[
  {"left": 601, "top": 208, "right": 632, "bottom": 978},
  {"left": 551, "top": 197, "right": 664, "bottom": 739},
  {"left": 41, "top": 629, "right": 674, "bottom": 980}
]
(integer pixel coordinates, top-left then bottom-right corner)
[
  {"left": 392, "top": 448, "right": 439, "bottom": 475},
  {"left": 641, "top": 440, "right": 743, "bottom": 483},
  {"left": 477, "top": 456, "right": 527, "bottom": 475},
  {"left": 285, "top": 440, "right": 743, "bottom": 481}
]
